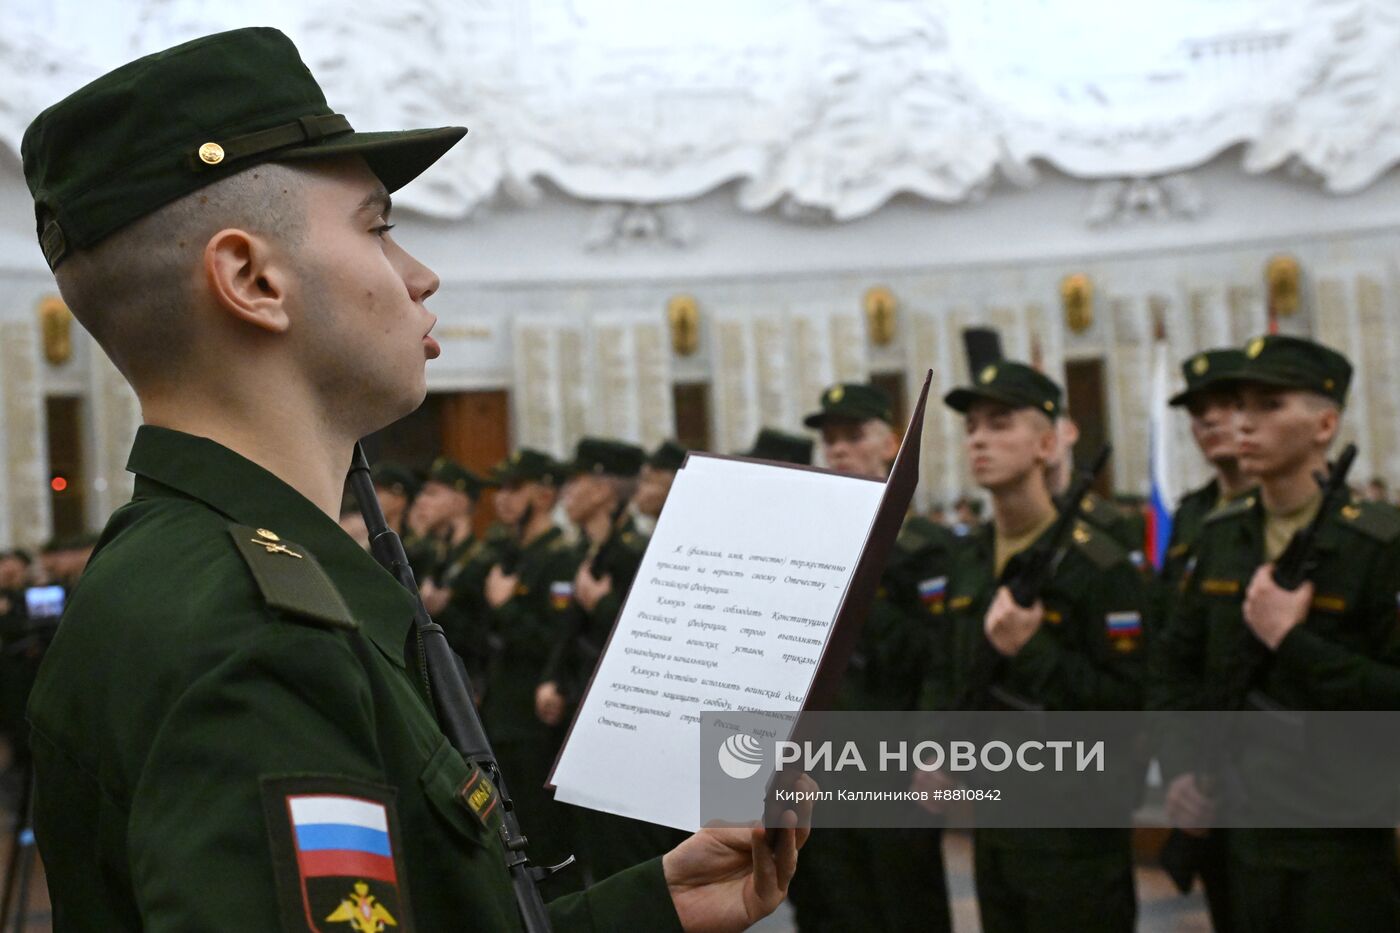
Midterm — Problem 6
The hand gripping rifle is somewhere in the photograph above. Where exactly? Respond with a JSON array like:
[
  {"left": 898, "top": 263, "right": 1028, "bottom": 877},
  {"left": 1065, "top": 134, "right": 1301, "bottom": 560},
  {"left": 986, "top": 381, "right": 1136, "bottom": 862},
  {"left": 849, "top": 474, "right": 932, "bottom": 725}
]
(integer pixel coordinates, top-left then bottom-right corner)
[
  {"left": 1178, "top": 444, "right": 1358, "bottom": 881},
  {"left": 958, "top": 446, "right": 1112, "bottom": 710},
  {"left": 349, "top": 445, "right": 568, "bottom": 933},
  {"left": 1234, "top": 442, "right": 1358, "bottom": 698}
]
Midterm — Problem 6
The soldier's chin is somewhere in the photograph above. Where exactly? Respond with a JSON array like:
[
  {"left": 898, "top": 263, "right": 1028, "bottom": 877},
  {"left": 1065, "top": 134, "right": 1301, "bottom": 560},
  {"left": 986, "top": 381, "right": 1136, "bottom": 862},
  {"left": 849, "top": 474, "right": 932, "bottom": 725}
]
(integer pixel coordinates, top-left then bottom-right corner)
[{"left": 1236, "top": 452, "right": 1269, "bottom": 476}]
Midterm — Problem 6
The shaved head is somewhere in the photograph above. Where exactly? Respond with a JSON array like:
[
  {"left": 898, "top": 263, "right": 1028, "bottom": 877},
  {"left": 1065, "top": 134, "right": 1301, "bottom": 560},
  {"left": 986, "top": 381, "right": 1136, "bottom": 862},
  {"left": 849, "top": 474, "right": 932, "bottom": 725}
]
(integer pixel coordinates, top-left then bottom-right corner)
[{"left": 54, "top": 162, "right": 308, "bottom": 389}]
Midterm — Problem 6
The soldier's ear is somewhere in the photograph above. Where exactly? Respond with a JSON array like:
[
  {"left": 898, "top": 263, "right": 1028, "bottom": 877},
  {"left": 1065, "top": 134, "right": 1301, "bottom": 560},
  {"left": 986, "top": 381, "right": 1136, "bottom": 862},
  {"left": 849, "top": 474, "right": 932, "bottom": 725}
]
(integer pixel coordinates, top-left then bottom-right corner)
[
  {"left": 1314, "top": 403, "right": 1341, "bottom": 451},
  {"left": 203, "top": 228, "right": 291, "bottom": 335},
  {"left": 1057, "top": 415, "right": 1080, "bottom": 451},
  {"left": 879, "top": 426, "right": 900, "bottom": 463},
  {"left": 1033, "top": 413, "right": 1060, "bottom": 463}
]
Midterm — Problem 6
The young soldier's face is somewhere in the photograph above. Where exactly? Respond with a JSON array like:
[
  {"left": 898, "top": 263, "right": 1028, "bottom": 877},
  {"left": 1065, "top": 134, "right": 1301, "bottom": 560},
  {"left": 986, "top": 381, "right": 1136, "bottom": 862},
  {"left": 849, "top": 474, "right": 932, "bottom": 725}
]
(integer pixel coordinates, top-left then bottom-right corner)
[
  {"left": 493, "top": 483, "right": 529, "bottom": 525},
  {"left": 633, "top": 466, "right": 675, "bottom": 518},
  {"left": 562, "top": 474, "right": 610, "bottom": 524},
  {"left": 963, "top": 401, "right": 1056, "bottom": 492},
  {"left": 820, "top": 418, "right": 896, "bottom": 480},
  {"left": 374, "top": 487, "right": 409, "bottom": 523},
  {"left": 413, "top": 481, "right": 471, "bottom": 529},
  {"left": 1186, "top": 387, "right": 1241, "bottom": 465},
  {"left": 1235, "top": 385, "right": 1336, "bottom": 480},
  {"left": 290, "top": 158, "right": 441, "bottom": 433}
]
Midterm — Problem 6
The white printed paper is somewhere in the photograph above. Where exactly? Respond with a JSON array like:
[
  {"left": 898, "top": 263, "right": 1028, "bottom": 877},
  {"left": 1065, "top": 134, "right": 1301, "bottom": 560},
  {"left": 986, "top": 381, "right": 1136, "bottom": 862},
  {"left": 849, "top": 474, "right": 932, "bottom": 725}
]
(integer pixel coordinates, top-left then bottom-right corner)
[{"left": 549, "top": 455, "right": 886, "bottom": 830}]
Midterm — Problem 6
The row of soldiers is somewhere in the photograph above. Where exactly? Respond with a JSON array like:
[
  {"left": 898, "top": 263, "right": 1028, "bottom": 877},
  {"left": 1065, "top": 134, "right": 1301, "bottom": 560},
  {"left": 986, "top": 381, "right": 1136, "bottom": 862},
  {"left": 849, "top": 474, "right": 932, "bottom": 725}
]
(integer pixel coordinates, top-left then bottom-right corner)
[
  {"left": 358, "top": 332, "right": 1398, "bottom": 933},
  {"left": 354, "top": 429, "right": 815, "bottom": 893}
]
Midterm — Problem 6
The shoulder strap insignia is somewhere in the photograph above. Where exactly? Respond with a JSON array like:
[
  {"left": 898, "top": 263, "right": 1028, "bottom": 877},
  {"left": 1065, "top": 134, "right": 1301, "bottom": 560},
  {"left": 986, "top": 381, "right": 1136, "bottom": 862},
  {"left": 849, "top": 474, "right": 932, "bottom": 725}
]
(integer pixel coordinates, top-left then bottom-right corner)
[
  {"left": 229, "top": 524, "right": 358, "bottom": 630},
  {"left": 1205, "top": 493, "right": 1256, "bottom": 525},
  {"left": 1069, "top": 519, "right": 1126, "bottom": 570},
  {"left": 1339, "top": 500, "right": 1400, "bottom": 544}
]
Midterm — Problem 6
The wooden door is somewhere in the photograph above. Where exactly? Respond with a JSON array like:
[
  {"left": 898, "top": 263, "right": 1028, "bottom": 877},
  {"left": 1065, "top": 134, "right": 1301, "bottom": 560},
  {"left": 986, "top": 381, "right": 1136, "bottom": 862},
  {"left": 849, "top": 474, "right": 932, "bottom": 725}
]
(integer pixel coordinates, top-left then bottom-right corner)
[
  {"left": 438, "top": 391, "right": 511, "bottom": 533},
  {"left": 1064, "top": 359, "right": 1112, "bottom": 498}
]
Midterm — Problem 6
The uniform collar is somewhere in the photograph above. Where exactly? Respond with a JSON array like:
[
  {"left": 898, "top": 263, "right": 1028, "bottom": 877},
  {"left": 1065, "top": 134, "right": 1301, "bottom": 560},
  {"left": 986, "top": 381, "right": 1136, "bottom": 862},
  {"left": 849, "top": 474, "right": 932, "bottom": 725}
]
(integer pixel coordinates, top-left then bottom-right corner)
[
  {"left": 126, "top": 425, "right": 417, "bottom": 667},
  {"left": 523, "top": 525, "right": 562, "bottom": 556}
]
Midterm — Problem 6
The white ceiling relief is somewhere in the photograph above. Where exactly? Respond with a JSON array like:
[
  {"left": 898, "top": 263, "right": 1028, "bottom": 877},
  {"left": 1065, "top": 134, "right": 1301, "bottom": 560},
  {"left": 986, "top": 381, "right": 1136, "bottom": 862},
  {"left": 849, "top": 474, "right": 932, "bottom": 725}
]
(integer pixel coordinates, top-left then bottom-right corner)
[{"left": 2, "top": 0, "right": 1398, "bottom": 223}]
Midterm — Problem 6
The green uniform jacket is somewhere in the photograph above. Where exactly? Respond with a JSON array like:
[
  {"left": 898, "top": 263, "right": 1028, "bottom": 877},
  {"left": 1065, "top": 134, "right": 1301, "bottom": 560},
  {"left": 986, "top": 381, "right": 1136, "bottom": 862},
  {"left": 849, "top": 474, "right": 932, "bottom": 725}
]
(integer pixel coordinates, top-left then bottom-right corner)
[
  {"left": 435, "top": 528, "right": 505, "bottom": 671},
  {"left": 837, "top": 515, "right": 955, "bottom": 711},
  {"left": 1149, "top": 479, "right": 1240, "bottom": 693},
  {"left": 546, "top": 518, "right": 647, "bottom": 704},
  {"left": 927, "top": 516, "right": 1149, "bottom": 844},
  {"left": 1068, "top": 491, "right": 1144, "bottom": 557},
  {"left": 481, "top": 526, "right": 579, "bottom": 742},
  {"left": 27, "top": 427, "right": 680, "bottom": 931},
  {"left": 932, "top": 519, "right": 1147, "bottom": 714},
  {"left": 1158, "top": 480, "right": 1221, "bottom": 596},
  {"left": 1154, "top": 492, "right": 1400, "bottom": 867}
]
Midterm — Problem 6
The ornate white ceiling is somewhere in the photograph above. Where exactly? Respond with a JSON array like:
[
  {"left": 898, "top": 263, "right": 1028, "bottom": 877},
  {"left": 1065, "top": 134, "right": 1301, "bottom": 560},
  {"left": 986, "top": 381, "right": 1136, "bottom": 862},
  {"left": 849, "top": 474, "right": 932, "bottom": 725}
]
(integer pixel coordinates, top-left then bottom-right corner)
[{"left": 3, "top": 0, "right": 1398, "bottom": 222}]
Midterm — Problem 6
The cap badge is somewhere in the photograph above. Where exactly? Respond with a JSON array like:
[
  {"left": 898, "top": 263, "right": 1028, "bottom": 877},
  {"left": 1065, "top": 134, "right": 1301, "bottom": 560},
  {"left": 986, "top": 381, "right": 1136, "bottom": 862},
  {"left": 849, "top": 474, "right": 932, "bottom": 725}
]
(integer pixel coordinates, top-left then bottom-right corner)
[
  {"left": 979, "top": 365, "right": 997, "bottom": 384},
  {"left": 1192, "top": 355, "right": 1209, "bottom": 376},
  {"left": 827, "top": 386, "right": 845, "bottom": 404},
  {"left": 1246, "top": 337, "right": 1265, "bottom": 359},
  {"left": 197, "top": 141, "right": 225, "bottom": 165},
  {"left": 1043, "top": 400, "right": 1055, "bottom": 413}
]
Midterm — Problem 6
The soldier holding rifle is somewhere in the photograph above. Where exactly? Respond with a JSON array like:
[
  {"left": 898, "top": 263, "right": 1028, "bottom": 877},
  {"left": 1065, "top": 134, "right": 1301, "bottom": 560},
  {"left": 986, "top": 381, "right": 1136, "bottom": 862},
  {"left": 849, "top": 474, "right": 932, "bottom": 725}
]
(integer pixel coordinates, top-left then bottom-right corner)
[
  {"left": 1156, "top": 335, "right": 1400, "bottom": 932},
  {"left": 919, "top": 361, "right": 1147, "bottom": 933}
]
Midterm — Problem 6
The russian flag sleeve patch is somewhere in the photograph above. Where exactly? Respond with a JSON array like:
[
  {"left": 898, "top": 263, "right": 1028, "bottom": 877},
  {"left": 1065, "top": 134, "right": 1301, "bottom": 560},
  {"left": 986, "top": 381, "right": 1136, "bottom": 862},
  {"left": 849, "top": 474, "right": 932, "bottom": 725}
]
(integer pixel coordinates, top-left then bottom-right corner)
[
  {"left": 917, "top": 576, "right": 948, "bottom": 613},
  {"left": 263, "top": 777, "right": 414, "bottom": 932},
  {"left": 1105, "top": 611, "right": 1143, "bottom": 653}
]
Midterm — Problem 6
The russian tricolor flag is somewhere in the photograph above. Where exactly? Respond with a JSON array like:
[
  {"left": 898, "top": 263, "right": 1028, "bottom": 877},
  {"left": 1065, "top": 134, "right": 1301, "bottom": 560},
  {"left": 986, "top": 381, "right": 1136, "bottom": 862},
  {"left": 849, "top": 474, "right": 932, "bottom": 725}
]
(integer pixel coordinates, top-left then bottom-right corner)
[
  {"left": 1147, "top": 337, "right": 1177, "bottom": 571},
  {"left": 288, "top": 794, "right": 397, "bottom": 884},
  {"left": 918, "top": 576, "right": 948, "bottom": 606}
]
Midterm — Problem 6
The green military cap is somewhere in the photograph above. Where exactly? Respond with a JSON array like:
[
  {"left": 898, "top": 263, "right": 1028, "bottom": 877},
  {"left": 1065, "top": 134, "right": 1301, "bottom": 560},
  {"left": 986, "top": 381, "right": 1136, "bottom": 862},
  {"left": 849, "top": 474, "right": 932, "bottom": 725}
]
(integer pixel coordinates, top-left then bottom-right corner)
[
  {"left": 1236, "top": 334, "right": 1352, "bottom": 405},
  {"left": 565, "top": 438, "right": 645, "bottom": 478},
  {"left": 647, "top": 440, "right": 689, "bottom": 472},
  {"left": 371, "top": 462, "right": 420, "bottom": 499},
  {"left": 802, "top": 383, "right": 895, "bottom": 428},
  {"left": 21, "top": 27, "right": 466, "bottom": 270},
  {"left": 743, "top": 428, "right": 814, "bottom": 465},
  {"left": 425, "top": 457, "right": 495, "bottom": 499},
  {"left": 944, "top": 360, "right": 1063, "bottom": 418},
  {"left": 1169, "top": 348, "right": 1246, "bottom": 407},
  {"left": 490, "top": 448, "right": 562, "bottom": 486}
]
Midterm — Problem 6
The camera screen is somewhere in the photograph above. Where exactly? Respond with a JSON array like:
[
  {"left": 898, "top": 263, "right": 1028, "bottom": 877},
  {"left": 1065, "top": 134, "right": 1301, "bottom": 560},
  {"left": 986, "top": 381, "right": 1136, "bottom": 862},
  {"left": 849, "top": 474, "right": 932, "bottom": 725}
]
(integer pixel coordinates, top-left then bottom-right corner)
[{"left": 24, "top": 585, "right": 65, "bottom": 620}]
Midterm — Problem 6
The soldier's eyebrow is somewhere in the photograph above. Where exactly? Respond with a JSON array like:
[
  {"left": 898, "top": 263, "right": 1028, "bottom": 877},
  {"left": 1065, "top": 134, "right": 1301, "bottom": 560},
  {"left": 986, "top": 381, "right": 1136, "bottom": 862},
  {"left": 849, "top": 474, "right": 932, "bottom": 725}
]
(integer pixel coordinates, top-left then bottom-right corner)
[{"left": 355, "top": 187, "right": 393, "bottom": 221}]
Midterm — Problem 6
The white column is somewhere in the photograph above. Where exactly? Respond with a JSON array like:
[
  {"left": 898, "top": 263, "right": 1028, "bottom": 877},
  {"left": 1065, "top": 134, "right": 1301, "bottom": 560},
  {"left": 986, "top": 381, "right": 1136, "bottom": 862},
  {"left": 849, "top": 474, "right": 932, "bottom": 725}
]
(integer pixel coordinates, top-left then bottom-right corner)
[{"left": 0, "top": 319, "right": 50, "bottom": 550}]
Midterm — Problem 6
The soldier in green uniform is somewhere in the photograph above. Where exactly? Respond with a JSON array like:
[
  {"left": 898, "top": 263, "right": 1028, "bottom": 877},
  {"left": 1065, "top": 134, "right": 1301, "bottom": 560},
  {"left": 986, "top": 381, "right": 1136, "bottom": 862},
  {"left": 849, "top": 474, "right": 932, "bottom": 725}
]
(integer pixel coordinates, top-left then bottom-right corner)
[
  {"left": 398, "top": 463, "right": 454, "bottom": 584},
  {"left": 741, "top": 427, "right": 814, "bottom": 465},
  {"left": 20, "top": 27, "right": 807, "bottom": 930},
  {"left": 1151, "top": 346, "right": 1251, "bottom": 930},
  {"left": 922, "top": 362, "right": 1147, "bottom": 933},
  {"left": 787, "top": 382, "right": 954, "bottom": 933},
  {"left": 372, "top": 461, "right": 420, "bottom": 536},
  {"left": 633, "top": 440, "right": 688, "bottom": 535},
  {"left": 1156, "top": 335, "right": 1400, "bottom": 932},
  {"left": 1160, "top": 348, "right": 1252, "bottom": 596},
  {"left": 478, "top": 448, "right": 582, "bottom": 888},
  {"left": 421, "top": 460, "right": 503, "bottom": 671},
  {"left": 536, "top": 438, "right": 690, "bottom": 882},
  {"left": 415, "top": 457, "right": 494, "bottom": 609}
]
